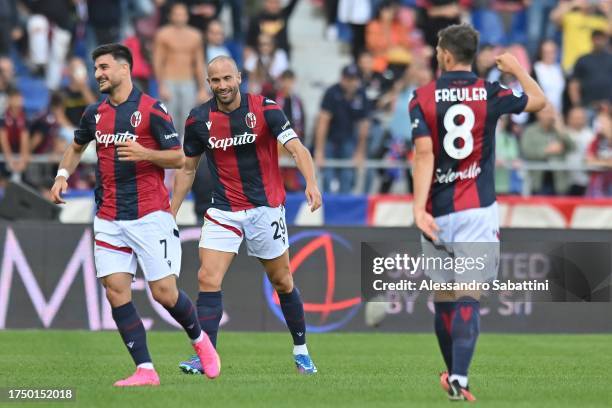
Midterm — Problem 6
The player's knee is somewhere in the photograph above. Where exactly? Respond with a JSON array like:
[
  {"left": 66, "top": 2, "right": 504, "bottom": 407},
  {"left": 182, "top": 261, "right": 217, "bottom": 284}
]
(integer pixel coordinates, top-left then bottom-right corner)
[
  {"left": 151, "top": 284, "right": 178, "bottom": 307},
  {"left": 104, "top": 285, "right": 130, "bottom": 307},
  {"left": 198, "top": 265, "right": 222, "bottom": 291},
  {"left": 269, "top": 268, "right": 293, "bottom": 293}
]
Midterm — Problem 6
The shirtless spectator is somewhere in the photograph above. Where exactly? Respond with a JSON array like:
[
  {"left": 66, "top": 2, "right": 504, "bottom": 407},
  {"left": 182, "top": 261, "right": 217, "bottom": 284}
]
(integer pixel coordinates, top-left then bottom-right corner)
[{"left": 153, "top": 2, "right": 208, "bottom": 136}]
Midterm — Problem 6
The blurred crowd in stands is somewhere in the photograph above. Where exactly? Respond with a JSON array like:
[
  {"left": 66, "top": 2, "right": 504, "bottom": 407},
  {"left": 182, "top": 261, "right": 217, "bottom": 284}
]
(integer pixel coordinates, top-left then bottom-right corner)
[{"left": 0, "top": 0, "right": 610, "bottom": 199}]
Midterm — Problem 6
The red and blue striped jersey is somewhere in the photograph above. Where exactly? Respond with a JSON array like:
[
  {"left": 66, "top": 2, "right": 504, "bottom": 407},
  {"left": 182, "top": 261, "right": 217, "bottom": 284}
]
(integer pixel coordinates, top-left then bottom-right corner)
[
  {"left": 74, "top": 87, "right": 181, "bottom": 220},
  {"left": 183, "top": 93, "right": 298, "bottom": 211},
  {"left": 410, "top": 71, "right": 528, "bottom": 217}
]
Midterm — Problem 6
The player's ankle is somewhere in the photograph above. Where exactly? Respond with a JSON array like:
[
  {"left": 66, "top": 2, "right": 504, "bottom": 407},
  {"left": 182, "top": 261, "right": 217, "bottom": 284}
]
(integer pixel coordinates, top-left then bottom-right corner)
[
  {"left": 449, "top": 374, "right": 468, "bottom": 388},
  {"left": 293, "top": 344, "right": 308, "bottom": 355},
  {"left": 191, "top": 331, "right": 205, "bottom": 345}
]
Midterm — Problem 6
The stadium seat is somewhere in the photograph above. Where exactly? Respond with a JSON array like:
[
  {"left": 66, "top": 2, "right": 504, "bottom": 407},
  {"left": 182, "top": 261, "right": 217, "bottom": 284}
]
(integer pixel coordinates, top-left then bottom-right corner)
[{"left": 17, "top": 76, "right": 49, "bottom": 117}]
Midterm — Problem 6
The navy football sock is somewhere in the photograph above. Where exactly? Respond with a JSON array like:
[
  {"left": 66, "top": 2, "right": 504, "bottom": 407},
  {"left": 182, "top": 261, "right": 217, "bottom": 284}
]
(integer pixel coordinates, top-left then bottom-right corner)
[
  {"left": 164, "top": 290, "right": 202, "bottom": 341},
  {"left": 197, "top": 291, "right": 223, "bottom": 347},
  {"left": 112, "top": 302, "right": 152, "bottom": 366},
  {"left": 434, "top": 301, "right": 456, "bottom": 372},
  {"left": 278, "top": 287, "right": 306, "bottom": 346},
  {"left": 451, "top": 297, "right": 480, "bottom": 378}
]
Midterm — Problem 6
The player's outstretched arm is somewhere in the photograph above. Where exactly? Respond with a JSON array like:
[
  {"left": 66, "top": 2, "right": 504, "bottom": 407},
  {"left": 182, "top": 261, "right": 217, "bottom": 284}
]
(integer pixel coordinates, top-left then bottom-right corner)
[
  {"left": 284, "top": 138, "right": 322, "bottom": 212},
  {"left": 50, "top": 141, "right": 88, "bottom": 204},
  {"left": 412, "top": 137, "right": 439, "bottom": 241},
  {"left": 116, "top": 139, "right": 185, "bottom": 169},
  {"left": 495, "top": 52, "right": 547, "bottom": 113},
  {"left": 171, "top": 155, "right": 201, "bottom": 218}
]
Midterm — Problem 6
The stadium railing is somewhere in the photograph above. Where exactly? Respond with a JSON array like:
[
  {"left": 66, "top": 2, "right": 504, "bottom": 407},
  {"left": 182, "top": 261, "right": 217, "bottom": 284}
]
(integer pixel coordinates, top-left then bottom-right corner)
[{"left": 0, "top": 154, "right": 608, "bottom": 197}]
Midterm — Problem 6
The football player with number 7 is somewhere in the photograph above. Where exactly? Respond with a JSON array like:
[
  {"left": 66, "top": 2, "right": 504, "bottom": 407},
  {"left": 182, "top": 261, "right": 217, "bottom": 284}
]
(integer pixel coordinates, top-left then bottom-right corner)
[{"left": 410, "top": 24, "right": 546, "bottom": 401}]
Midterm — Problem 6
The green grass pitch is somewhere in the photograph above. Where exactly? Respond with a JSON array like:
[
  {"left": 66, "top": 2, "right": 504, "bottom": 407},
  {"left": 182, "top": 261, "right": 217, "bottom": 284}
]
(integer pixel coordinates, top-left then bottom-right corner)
[{"left": 0, "top": 331, "right": 611, "bottom": 407}]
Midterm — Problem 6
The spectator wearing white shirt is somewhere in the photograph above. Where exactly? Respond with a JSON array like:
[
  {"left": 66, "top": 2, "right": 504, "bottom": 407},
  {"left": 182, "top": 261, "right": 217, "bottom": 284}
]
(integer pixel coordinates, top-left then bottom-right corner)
[
  {"left": 533, "top": 40, "right": 566, "bottom": 114},
  {"left": 337, "top": 0, "right": 372, "bottom": 61},
  {"left": 205, "top": 19, "right": 231, "bottom": 63},
  {"left": 244, "top": 33, "right": 289, "bottom": 96}
]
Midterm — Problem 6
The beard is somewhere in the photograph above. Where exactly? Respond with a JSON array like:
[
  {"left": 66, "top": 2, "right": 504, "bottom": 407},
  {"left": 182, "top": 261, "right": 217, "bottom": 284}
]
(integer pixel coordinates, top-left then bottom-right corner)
[
  {"left": 97, "top": 78, "right": 114, "bottom": 94},
  {"left": 214, "top": 87, "right": 237, "bottom": 104},
  {"left": 98, "top": 83, "right": 111, "bottom": 94}
]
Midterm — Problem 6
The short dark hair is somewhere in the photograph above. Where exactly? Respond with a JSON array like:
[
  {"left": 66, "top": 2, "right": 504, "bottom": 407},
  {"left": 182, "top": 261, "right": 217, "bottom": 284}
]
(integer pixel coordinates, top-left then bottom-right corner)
[
  {"left": 6, "top": 85, "right": 20, "bottom": 96},
  {"left": 49, "top": 91, "right": 65, "bottom": 108},
  {"left": 437, "top": 24, "right": 480, "bottom": 65},
  {"left": 592, "top": 29, "right": 607, "bottom": 39},
  {"left": 170, "top": 1, "right": 187, "bottom": 12},
  {"left": 92, "top": 43, "right": 133, "bottom": 71},
  {"left": 280, "top": 69, "right": 295, "bottom": 79},
  {"left": 375, "top": 0, "right": 399, "bottom": 18}
]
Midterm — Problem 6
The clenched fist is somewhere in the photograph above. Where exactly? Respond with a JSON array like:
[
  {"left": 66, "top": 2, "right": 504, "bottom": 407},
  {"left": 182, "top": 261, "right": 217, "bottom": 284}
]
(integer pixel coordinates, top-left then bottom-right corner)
[{"left": 495, "top": 52, "right": 523, "bottom": 76}]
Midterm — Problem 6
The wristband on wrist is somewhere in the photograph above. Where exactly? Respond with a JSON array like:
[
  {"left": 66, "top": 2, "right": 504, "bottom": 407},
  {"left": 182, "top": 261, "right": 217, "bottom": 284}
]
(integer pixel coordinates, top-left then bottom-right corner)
[{"left": 56, "top": 168, "right": 70, "bottom": 179}]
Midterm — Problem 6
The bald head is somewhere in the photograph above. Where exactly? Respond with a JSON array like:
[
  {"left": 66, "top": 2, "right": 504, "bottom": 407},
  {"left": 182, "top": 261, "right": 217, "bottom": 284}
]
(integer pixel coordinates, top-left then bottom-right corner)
[
  {"left": 207, "top": 56, "right": 239, "bottom": 76},
  {"left": 207, "top": 56, "right": 242, "bottom": 109}
]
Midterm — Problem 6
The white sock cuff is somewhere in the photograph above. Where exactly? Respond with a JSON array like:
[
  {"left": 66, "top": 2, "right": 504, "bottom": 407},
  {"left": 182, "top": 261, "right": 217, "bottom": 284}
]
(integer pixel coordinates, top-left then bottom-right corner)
[
  {"left": 449, "top": 374, "right": 468, "bottom": 388},
  {"left": 191, "top": 331, "right": 205, "bottom": 345},
  {"left": 293, "top": 344, "right": 308, "bottom": 356}
]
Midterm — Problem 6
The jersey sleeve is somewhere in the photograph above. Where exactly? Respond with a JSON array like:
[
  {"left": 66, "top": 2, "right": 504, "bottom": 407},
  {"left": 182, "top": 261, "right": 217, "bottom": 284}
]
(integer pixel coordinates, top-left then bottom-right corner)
[
  {"left": 73, "top": 104, "right": 96, "bottom": 145},
  {"left": 320, "top": 87, "right": 335, "bottom": 112},
  {"left": 408, "top": 93, "right": 431, "bottom": 139},
  {"left": 183, "top": 109, "right": 208, "bottom": 157},
  {"left": 353, "top": 89, "right": 369, "bottom": 121},
  {"left": 486, "top": 81, "right": 528, "bottom": 116},
  {"left": 262, "top": 98, "right": 299, "bottom": 145},
  {"left": 150, "top": 101, "right": 181, "bottom": 150},
  {"left": 572, "top": 56, "right": 586, "bottom": 81}
]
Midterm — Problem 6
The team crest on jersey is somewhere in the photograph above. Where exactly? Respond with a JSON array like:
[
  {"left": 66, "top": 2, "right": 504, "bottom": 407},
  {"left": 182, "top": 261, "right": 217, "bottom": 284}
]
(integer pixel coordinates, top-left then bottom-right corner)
[
  {"left": 95, "top": 113, "right": 101, "bottom": 124},
  {"left": 130, "top": 111, "right": 142, "bottom": 128},
  {"left": 245, "top": 112, "right": 257, "bottom": 129}
]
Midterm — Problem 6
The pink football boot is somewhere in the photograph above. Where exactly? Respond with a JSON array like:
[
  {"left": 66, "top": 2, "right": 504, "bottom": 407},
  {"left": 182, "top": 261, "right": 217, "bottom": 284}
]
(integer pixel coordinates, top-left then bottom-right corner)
[
  {"left": 113, "top": 367, "right": 160, "bottom": 387},
  {"left": 192, "top": 333, "right": 221, "bottom": 379}
]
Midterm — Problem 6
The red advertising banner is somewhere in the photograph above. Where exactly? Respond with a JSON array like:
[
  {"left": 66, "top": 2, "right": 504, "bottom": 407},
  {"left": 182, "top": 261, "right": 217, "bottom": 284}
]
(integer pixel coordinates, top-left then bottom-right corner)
[{"left": 368, "top": 195, "right": 612, "bottom": 228}]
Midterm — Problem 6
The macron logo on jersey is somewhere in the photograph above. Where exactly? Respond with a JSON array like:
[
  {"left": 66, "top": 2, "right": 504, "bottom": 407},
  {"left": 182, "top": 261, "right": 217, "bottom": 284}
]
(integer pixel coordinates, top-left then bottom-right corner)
[
  {"left": 95, "top": 130, "right": 139, "bottom": 147},
  {"left": 208, "top": 132, "right": 257, "bottom": 151}
]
